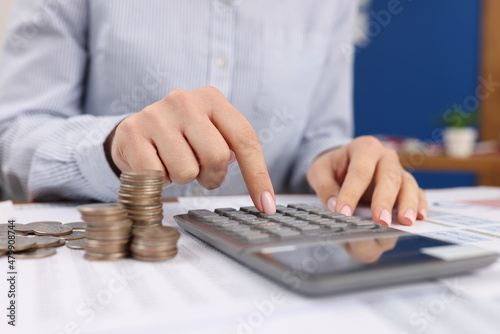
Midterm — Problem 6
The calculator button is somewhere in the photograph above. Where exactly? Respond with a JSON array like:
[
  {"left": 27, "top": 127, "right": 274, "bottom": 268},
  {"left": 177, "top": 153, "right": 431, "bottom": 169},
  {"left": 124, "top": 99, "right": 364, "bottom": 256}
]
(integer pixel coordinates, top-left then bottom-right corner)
[
  {"left": 210, "top": 220, "right": 240, "bottom": 228},
  {"left": 334, "top": 216, "right": 361, "bottom": 223},
  {"left": 301, "top": 214, "right": 322, "bottom": 222},
  {"left": 272, "top": 230, "right": 301, "bottom": 239},
  {"left": 222, "top": 225, "right": 252, "bottom": 234},
  {"left": 215, "top": 207, "right": 236, "bottom": 214},
  {"left": 269, "top": 216, "right": 295, "bottom": 223},
  {"left": 293, "top": 224, "right": 321, "bottom": 231},
  {"left": 233, "top": 214, "right": 258, "bottom": 221},
  {"left": 276, "top": 207, "right": 298, "bottom": 214},
  {"left": 204, "top": 216, "right": 229, "bottom": 223},
  {"left": 349, "top": 220, "right": 376, "bottom": 228},
  {"left": 188, "top": 209, "right": 220, "bottom": 220},
  {"left": 241, "top": 218, "right": 269, "bottom": 225},
  {"left": 240, "top": 206, "right": 260, "bottom": 214},
  {"left": 282, "top": 220, "right": 309, "bottom": 227},
  {"left": 254, "top": 222, "right": 281, "bottom": 230},
  {"left": 287, "top": 203, "right": 310, "bottom": 209},
  {"left": 259, "top": 212, "right": 284, "bottom": 219},
  {"left": 286, "top": 212, "right": 308, "bottom": 218}
]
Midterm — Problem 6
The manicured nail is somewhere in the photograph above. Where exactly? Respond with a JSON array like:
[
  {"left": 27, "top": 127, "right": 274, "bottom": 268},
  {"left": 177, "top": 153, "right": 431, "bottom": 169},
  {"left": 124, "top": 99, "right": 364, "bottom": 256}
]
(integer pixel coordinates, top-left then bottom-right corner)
[
  {"left": 261, "top": 191, "right": 276, "bottom": 215},
  {"left": 228, "top": 150, "right": 236, "bottom": 165},
  {"left": 340, "top": 205, "right": 352, "bottom": 216},
  {"left": 418, "top": 207, "right": 428, "bottom": 220},
  {"left": 327, "top": 197, "right": 337, "bottom": 212},
  {"left": 379, "top": 209, "right": 392, "bottom": 226},
  {"left": 403, "top": 209, "right": 416, "bottom": 226}
]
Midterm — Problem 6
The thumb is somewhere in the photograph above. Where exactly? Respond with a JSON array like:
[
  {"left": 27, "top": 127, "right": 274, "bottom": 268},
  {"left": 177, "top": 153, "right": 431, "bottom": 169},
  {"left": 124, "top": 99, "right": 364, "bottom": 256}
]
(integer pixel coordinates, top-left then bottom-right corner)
[{"left": 307, "top": 154, "right": 341, "bottom": 212}]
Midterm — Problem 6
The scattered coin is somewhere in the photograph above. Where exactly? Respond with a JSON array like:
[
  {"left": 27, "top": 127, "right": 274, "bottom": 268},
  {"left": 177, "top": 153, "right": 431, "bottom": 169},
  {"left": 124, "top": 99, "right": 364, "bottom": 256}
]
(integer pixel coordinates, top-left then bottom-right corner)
[
  {"left": 64, "top": 222, "right": 86, "bottom": 230},
  {"left": 33, "top": 224, "right": 72, "bottom": 236},
  {"left": 0, "top": 236, "right": 37, "bottom": 251},
  {"left": 52, "top": 239, "right": 67, "bottom": 247},
  {"left": 15, "top": 248, "right": 56, "bottom": 259},
  {"left": 66, "top": 239, "right": 85, "bottom": 250},
  {"left": 59, "top": 231, "right": 86, "bottom": 240},
  {"left": 33, "top": 236, "right": 61, "bottom": 248}
]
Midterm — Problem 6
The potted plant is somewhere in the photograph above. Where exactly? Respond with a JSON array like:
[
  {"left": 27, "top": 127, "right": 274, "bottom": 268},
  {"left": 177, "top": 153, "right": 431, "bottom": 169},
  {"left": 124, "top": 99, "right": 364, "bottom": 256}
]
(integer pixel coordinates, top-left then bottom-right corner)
[{"left": 441, "top": 104, "right": 478, "bottom": 158}]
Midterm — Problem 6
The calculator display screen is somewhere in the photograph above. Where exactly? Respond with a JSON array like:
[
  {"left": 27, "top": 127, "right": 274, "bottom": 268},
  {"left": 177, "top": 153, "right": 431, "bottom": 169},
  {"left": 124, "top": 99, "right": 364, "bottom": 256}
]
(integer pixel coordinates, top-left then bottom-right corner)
[{"left": 257, "top": 235, "right": 453, "bottom": 276}]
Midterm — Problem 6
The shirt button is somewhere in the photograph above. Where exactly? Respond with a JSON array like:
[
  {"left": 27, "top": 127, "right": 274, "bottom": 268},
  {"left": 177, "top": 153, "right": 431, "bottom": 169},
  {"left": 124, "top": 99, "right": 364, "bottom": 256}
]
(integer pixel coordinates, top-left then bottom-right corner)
[{"left": 215, "top": 55, "right": 227, "bottom": 68}]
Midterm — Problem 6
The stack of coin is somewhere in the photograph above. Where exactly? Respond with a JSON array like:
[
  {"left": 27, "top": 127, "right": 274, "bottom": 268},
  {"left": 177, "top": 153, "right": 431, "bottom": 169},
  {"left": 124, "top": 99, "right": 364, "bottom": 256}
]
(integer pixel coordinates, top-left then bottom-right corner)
[
  {"left": 118, "top": 169, "right": 165, "bottom": 230},
  {"left": 77, "top": 203, "right": 132, "bottom": 261},
  {"left": 130, "top": 226, "right": 180, "bottom": 261}
]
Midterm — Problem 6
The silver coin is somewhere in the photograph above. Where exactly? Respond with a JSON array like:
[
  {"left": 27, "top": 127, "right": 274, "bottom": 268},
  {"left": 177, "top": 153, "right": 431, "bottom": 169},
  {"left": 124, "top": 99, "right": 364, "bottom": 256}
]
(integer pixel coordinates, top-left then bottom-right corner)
[
  {"left": 84, "top": 252, "right": 128, "bottom": 261},
  {"left": 15, "top": 248, "right": 56, "bottom": 259},
  {"left": 64, "top": 222, "right": 86, "bottom": 230},
  {"left": 77, "top": 203, "right": 127, "bottom": 215},
  {"left": 33, "top": 224, "right": 73, "bottom": 236},
  {"left": 121, "top": 169, "right": 165, "bottom": 178},
  {"left": 66, "top": 239, "right": 85, "bottom": 250},
  {"left": 29, "top": 221, "right": 62, "bottom": 226},
  {"left": 59, "top": 231, "right": 86, "bottom": 240},
  {"left": 0, "top": 236, "right": 37, "bottom": 251},
  {"left": 33, "top": 236, "right": 61, "bottom": 248}
]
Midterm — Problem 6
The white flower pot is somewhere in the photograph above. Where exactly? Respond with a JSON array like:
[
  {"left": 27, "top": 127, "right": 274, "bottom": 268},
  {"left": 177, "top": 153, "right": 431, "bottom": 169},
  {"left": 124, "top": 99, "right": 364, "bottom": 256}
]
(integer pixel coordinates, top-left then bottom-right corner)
[{"left": 443, "top": 127, "right": 477, "bottom": 158}]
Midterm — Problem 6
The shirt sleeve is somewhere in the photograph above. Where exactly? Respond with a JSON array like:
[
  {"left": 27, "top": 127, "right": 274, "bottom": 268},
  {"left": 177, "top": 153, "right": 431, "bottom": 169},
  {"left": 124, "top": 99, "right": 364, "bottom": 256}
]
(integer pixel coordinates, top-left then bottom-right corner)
[
  {"left": 288, "top": 2, "right": 356, "bottom": 192},
  {"left": 0, "top": 0, "right": 125, "bottom": 201}
]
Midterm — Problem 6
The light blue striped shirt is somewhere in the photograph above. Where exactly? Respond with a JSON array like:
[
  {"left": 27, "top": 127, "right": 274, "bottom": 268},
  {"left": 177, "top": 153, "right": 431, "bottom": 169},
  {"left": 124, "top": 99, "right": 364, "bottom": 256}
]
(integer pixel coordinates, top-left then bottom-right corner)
[{"left": 0, "top": 0, "right": 354, "bottom": 202}]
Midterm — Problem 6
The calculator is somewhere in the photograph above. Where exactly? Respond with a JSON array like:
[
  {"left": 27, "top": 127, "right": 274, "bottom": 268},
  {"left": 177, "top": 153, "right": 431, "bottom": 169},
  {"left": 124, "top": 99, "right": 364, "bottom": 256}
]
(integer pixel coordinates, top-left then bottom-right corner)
[{"left": 174, "top": 203, "right": 498, "bottom": 295}]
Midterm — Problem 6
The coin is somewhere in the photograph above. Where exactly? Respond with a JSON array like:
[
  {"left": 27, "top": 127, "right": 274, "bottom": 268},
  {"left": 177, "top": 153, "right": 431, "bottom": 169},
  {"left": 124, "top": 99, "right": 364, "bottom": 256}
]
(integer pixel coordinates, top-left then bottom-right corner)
[
  {"left": 15, "top": 248, "right": 56, "bottom": 259},
  {"left": 52, "top": 239, "right": 67, "bottom": 247},
  {"left": 0, "top": 236, "right": 37, "bottom": 251},
  {"left": 133, "top": 226, "right": 180, "bottom": 240},
  {"left": 33, "top": 224, "right": 73, "bottom": 236},
  {"left": 33, "top": 236, "right": 61, "bottom": 248},
  {"left": 59, "top": 231, "right": 86, "bottom": 240},
  {"left": 66, "top": 239, "right": 85, "bottom": 250},
  {"left": 64, "top": 222, "right": 86, "bottom": 230},
  {"left": 132, "top": 248, "right": 178, "bottom": 262},
  {"left": 77, "top": 203, "right": 127, "bottom": 215},
  {"left": 84, "top": 252, "right": 128, "bottom": 261}
]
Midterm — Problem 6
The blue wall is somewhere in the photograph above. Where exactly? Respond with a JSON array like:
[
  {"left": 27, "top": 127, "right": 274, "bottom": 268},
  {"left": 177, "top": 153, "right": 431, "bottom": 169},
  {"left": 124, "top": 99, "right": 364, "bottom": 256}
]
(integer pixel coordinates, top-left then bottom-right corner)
[{"left": 354, "top": 0, "right": 481, "bottom": 188}]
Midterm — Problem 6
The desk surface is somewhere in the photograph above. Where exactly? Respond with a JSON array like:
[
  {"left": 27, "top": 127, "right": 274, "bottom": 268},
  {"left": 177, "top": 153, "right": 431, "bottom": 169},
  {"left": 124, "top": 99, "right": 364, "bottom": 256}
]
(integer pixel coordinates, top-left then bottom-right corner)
[{"left": 1, "top": 189, "right": 500, "bottom": 333}]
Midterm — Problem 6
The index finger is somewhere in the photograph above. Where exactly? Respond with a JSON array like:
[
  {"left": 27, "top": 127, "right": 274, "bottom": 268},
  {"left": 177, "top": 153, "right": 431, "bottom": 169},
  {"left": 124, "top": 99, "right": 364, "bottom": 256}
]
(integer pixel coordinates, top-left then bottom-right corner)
[{"left": 203, "top": 90, "right": 276, "bottom": 214}]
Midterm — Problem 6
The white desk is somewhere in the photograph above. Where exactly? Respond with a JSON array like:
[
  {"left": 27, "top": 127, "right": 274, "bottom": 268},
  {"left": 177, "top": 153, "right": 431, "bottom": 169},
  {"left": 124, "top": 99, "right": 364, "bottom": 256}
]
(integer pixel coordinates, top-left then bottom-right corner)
[{"left": 1, "top": 188, "right": 500, "bottom": 334}]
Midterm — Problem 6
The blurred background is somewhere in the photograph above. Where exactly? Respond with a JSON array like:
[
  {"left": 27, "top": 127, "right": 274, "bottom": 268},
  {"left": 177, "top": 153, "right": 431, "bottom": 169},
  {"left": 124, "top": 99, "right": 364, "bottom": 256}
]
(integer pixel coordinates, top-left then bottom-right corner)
[{"left": 0, "top": 0, "right": 499, "bottom": 199}]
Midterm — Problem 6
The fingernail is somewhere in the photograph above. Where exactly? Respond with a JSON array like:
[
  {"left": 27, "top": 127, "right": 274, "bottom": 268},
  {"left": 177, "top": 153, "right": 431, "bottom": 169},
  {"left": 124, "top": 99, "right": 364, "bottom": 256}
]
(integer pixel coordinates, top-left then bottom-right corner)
[
  {"left": 418, "top": 207, "right": 428, "bottom": 220},
  {"left": 403, "top": 209, "right": 416, "bottom": 226},
  {"left": 379, "top": 209, "right": 392, "bottom": 226},
  {"left": 340, "top": 205, "right": 352, "bottom": 216},
  {"left": 327, "top": 197, "right": 337, "bottom": 212},
  {"left": 228, "top": 150, "right": 236, "bottom": 165},
  {"left": 261, "top": 191, "right": 276, "bottom": 215}
]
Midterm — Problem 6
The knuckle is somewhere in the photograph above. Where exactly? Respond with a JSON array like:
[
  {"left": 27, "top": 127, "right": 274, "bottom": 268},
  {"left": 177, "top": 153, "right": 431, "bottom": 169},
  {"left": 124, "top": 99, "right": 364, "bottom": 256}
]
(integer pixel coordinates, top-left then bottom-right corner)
[
  {"left": 164, "top": 89, "right": 190, "bottom": 104},
  {"left": 171, "top": 166, "right": 199, "bottom": 185},
  {"left": 351, "top": 167, "right": 373, "bottom": 183},
  {"left": 385, "top": 169, "right": 402, "bottom": 187},
  {"left": 205, "top": 150, "right": 230, "bottom": 170},
  {"left": 236, "top": 128, "right": 261, "bottom": 150},
  {"left": 384, "top": 147, "right": 399, "bottom": 160},
  {"left": 357, "top": 135, "right": 382, "bottom": 149},
  {"left": 200, "top": 85, "right": 224, "bottom": 98}
]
